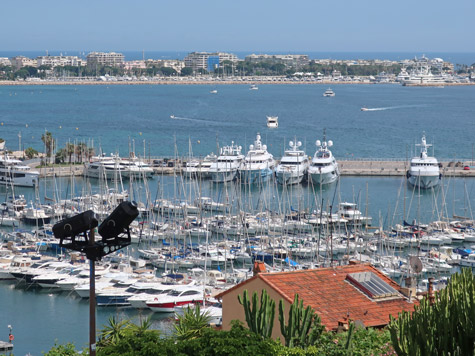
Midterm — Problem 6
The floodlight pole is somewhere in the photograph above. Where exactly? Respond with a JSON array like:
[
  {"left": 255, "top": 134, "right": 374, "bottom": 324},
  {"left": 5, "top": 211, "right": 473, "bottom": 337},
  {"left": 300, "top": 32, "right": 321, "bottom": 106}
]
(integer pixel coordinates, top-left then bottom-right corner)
[{"left": 89, "top": 229, "right": 96, "bottom": 356}]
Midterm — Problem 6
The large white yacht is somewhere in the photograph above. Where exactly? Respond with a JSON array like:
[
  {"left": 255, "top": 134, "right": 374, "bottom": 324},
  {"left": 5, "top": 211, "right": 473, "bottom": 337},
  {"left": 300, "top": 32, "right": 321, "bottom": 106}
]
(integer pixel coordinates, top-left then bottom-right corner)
[
  {"left": 240, "top": 133, "right": 275, "bottom": 184},
  {"left": 407, "top": 134, "right": 441, "bottom": 189},
  {"left": 208, "top": 142, "right": 244, "bottom": 183},
  {"left": 402, "top": 56, "right": 451, "bottom": 85},
  {"left": 308, "top": 132, "right": 339, "bottom": 185},
  {"left": 275, "top": 140, "right": 308, "bottom": 185},
  {"left": 323, "top": 88, "right": 335, "bottom": 97},
  {"left": 0, "top": 151, "right": 39, "bottom": 187},
  {"left": 84, "top": 153, "right": 154, "bottom": 179}
]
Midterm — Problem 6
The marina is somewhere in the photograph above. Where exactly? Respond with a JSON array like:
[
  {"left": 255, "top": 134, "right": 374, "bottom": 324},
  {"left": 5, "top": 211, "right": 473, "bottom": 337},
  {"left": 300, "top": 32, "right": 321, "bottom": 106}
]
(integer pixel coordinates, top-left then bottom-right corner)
[{"left": 0, "top": 82, "right": 475, "bottom": 354}]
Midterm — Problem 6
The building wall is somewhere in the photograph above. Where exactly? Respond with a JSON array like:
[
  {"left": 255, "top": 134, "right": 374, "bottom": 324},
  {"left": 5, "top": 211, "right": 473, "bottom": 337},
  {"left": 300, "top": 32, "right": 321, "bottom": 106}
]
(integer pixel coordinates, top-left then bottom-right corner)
[{"left": 220, "top": 277, "right": 291, "bottom": 340}]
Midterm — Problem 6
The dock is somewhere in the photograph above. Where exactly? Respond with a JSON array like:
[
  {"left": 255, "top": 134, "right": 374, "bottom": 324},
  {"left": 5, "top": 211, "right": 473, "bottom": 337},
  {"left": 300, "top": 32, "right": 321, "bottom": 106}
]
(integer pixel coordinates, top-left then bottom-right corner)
[
  {"left": 0, "top": 340, "right": 13, "bottom": 352},
  {"left": 31, "top": 159, "right": 475, "bottom": 178}
]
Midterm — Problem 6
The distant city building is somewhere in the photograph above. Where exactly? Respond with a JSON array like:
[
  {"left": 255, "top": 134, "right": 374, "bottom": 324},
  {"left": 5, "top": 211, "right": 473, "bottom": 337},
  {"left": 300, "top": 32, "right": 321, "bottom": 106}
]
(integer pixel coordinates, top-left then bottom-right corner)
[
  {"left": 0, "top": 57, "right": 11, "bottom": 66},
  {"left": 145, "top": 59, "right": 185, "bottom": 73},
  {"left": 122, "top": 60, "right": 146, "bottom": 71},
  {"left": 245, "top": 54, "right": 310, "bottom": 68},
  {"left": 37, "top": 56, "right": 85, "bottom": 68},
  {"left": 10, "top": 56, "right": 37, "bottom": 70},
  {"left": 184, "top": 52, "right": 238, "bottom": 71},
  {"left": 86, "top": 52, "right": 124, "bottom": 67}
]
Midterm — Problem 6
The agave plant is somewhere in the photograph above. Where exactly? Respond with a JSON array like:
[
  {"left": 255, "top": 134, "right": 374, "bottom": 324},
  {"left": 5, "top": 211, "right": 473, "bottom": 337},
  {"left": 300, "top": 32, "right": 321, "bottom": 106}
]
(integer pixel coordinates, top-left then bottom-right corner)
[
  {"left": 174, "top": 303, "right": 212, "bottom": 340},
  {"left": 97, "top": 316, "right": 131, "bottom": 347}
]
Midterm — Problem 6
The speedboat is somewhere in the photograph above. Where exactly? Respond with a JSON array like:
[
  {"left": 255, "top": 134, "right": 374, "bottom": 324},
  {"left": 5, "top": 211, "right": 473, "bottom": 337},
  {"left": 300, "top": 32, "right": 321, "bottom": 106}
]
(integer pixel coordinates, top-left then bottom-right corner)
[
  {"left": 239, "top": 133, "right": 275, "bottom": 184},
  {"left": 210, "top": 90, "right": 218, "bottom": 94},
  {"left": 307, "top": 131, "right": 339, "bottom": 185},
  {"left": 249, "top": 84, "right": 258, "bottom": 90},
  {"left": 407, "top": 133, "right": 441, "bottom": 189},
  {"left": 275, "top": 140, "right": 309, "bottom": 185},
  {"left": 266, "top": 116, "right": 278, "bottom": 128},
  {"left": 208, "top": 142, "right": 244, "bottom": 183},
  {"left": 361, "top": 107, "right": 369, "bottom": 111},
  {"left": 170, "top": 115, "right": 175, "bottom": 119},
  {"left": 146, "top": 285, "right": 204, "bottom": 312},
  {"left": 323, "top": 88, "right": 335, "bottom": 97}
]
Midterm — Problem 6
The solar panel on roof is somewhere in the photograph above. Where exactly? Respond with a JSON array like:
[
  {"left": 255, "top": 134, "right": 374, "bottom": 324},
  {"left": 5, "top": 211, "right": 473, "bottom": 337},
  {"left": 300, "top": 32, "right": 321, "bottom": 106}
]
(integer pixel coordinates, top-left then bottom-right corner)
[{"left": 346, "top": 272, "right": 400, "bottom": 299}]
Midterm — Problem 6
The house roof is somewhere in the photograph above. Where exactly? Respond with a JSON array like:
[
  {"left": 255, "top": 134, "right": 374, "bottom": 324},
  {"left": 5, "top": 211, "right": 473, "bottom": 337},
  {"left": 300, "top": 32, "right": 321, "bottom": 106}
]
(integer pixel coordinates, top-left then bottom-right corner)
[{"left": 216, "top": 263, "right": 417, "bottom": 330}]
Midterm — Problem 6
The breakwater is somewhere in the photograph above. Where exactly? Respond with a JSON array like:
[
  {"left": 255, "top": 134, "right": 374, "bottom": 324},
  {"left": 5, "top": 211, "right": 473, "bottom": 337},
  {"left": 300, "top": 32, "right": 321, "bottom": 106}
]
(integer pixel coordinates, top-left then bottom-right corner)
[{"left": 35, "top": 159, "right": 475, "bottom": 178}]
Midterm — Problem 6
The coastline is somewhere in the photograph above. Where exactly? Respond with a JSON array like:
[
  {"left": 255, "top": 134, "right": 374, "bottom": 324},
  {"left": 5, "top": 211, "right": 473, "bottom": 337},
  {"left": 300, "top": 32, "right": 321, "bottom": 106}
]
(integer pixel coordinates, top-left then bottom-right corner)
[{"left": 1, "top": 80, "right": 474, "bottom": 86}]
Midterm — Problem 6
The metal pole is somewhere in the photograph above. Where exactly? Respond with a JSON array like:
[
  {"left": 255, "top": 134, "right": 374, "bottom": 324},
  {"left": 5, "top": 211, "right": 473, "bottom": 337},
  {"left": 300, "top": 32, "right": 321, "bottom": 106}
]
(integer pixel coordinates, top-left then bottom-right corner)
[{"left": 89, "top": 229, "right": 96, "bottom": 356}]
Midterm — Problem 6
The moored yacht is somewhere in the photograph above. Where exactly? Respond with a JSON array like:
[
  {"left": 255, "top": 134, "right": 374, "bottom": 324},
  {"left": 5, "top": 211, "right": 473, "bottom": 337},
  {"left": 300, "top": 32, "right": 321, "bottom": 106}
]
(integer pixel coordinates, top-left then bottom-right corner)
[
  {"left": 275, "top": 140, "right": 308, "bottom": 185},
  {"left": 84, "top": 153, "right": 153, "bottom": 179},
  {"left": 240, "top": 133, "right": 275, "bottom": 184},
  {"left": 0, "top": 150, "right": 39, "bottom": 187},
  {"left": 208, "top": 142, "right": 244, "bottom": 183},
  {"left": 407, "top": 134, "right": 441, "bottom": 189},
  {"left": 308, "top": 131, "right": 339, "bottom": 185}
]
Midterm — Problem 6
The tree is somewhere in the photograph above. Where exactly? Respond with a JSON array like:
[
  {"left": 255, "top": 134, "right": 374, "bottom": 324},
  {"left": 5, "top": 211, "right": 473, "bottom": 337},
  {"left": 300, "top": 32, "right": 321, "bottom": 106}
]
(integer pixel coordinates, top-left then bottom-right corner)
[
  {"left": 389, "top": 269, "right": 475, "bottom": 356},
  {"left": 181, "top": 67, "right": 193, "bottom": 76},
  {"left": 41, "top": 131, "right": 55, "bottom": 164},
  {"left": 66, "top": 143, "right": 75, "bottom": 163},
  {"left": 159, "top": 67, "right": 177, "bottom": 77},
  {"left": 55, "top": 148, "right": 67, "bottom": 164},
  {"left": 75, "top": 142, "right": 87, "bottom": 163},
  {"left": 24, "top": 147, "right": 38, "bottom": 159}
]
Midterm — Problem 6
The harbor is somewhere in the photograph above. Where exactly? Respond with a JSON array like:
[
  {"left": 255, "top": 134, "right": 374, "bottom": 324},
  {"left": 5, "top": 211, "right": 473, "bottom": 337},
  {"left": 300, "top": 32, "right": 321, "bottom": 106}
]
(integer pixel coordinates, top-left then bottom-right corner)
[{"left": 1, "top": 81, "right": 475, "bottom": 354}]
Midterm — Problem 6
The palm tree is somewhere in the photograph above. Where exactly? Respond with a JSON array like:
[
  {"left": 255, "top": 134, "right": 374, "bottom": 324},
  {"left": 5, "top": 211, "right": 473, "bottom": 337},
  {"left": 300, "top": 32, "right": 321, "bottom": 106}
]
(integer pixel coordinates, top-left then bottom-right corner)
[
  {"left": 41, "top": 131, "right": 55, "bottom": 164},
  {"left": 66, "top": 143, "right": 75, "bottom": 164}
]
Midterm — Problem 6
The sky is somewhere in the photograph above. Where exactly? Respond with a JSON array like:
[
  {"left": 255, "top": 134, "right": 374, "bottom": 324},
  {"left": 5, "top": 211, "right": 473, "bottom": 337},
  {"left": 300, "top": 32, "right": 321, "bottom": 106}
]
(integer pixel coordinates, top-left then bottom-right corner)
[{"left": 1, "top": 0, "right": 474, "bottom": 53}]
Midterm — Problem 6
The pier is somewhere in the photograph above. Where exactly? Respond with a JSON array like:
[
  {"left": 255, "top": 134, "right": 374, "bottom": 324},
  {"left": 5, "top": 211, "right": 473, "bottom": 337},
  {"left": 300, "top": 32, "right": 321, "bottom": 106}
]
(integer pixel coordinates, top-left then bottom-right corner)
[{"left": 32, "top": 159, "right": 475, "bottom": 178}]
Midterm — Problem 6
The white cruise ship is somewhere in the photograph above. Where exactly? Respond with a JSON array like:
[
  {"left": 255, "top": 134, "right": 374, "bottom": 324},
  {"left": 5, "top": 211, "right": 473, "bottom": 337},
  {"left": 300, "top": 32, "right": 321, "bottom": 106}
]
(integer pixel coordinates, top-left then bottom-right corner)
[
  {"left": 208, "top": 142, "right": 244, "bottom": 183},
  {"left": 84, "top": 153, "right": 153, "bottom": 179},
  {"left": 0, "top": 151, "right": 39, "bottom": 187},
  {"left": 240, "top": 133, "right": 275, "bottom": 184},
  {"left": 275, "top": 140, "right": 308, "bottom": 185},
  {"left": 308, "top": 132, "right": 339, "bottom": 185},
  {"left": 407, "top": 134, "right": 441, "bottom": 189}
]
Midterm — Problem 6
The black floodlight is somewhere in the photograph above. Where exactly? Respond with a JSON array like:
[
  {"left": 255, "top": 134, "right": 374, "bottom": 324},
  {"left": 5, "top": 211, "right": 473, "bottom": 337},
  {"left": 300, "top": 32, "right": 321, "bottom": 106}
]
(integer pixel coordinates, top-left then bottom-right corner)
[
  {"left": 52, "top": 210, "right": 98, "bottom": 252},
  {"left": 96, "top": 201, "right": 138, "bottom": 256}
]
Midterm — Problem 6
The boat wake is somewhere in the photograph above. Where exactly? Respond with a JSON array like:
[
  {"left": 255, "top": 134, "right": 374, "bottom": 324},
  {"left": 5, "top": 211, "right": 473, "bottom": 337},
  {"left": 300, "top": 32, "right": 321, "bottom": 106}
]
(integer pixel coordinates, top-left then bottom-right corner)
[
  {"left": 170, "top": 115, "right": 235, "bottom": 126},
  {"left": 361, "top": 104, "right": 426, "bottom": 112}
]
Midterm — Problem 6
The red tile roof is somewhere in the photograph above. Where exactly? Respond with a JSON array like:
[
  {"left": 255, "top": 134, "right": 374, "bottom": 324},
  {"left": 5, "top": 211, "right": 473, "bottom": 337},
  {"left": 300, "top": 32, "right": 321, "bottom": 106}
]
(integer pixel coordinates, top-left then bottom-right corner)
[{"left": 216, "top": 263, "right": 417, "bottom": 330}]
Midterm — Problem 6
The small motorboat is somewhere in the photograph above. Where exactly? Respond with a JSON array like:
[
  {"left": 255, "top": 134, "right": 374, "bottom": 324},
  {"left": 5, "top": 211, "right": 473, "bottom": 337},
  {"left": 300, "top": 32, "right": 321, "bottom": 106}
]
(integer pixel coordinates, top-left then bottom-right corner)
[
  {"left": 170, "top": 115, "right": 175, "bottom": 119},
  {"left": 210, "top": 90, "right": 218, "bottom": 94},
  {"left": 361, "top": 107, "right": 369, "bottom": 111}
]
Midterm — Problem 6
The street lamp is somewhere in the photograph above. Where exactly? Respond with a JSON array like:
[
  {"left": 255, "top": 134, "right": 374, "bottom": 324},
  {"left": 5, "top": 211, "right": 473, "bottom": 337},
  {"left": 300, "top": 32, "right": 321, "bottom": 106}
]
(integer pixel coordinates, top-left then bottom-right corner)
[{"left": 52, "top": 201, "right": 139, "bottom": 356}]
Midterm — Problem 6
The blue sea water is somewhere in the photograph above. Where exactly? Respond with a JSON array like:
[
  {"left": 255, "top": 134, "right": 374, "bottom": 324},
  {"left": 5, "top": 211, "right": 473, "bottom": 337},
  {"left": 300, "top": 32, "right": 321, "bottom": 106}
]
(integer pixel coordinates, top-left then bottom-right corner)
[
  {"left": 0, "top": 83, "right": 475, "bottom": 354},
  {"left": 1, "top": 84, "right": 475, "bottom": 160}
]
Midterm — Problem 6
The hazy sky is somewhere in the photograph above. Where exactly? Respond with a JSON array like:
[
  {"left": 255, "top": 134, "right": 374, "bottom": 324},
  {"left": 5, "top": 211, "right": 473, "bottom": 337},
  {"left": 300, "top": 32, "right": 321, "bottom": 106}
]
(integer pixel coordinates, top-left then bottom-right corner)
[{"left": 2, "top": 0, "right": 473, "bottom": 52}]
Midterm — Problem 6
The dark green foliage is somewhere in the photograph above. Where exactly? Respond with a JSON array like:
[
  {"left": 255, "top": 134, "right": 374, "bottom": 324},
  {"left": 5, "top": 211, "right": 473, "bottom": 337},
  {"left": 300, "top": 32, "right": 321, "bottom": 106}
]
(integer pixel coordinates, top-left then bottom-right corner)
[
  {"left": 25, "top": 147, "right": 38, "bottom": 159},
  {"left": 42, "top": 342, "right": 83, "bottom": 356},
  {"left": 279, "top": 294, "right": 324, "bottom": 348},
  {"left": 389, "top": 268, "right": 475, "bottom": 356},
  {"left": 238, "top": 289, "right": 276, "bottom": 338}
]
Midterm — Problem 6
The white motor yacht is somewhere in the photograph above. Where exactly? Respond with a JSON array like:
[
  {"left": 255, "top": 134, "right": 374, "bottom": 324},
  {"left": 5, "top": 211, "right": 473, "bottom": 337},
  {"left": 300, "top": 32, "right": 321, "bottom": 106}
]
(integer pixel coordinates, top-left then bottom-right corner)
[
  {"left": 266, "top": 116, "right": 278, "bottom": 128},
  {"left": 407, "top": 134, "right": 441, "bottom": 189},
  {"left": 208, "top": 142, "right": 244, "bottom": 183},
  {"left": 240, "top": 133, "right": 275, "bottom": 184},
  {"left": 275, "top": 140, "right": 309, "bottom": 185},
  {"left": 308, "top": 132, "right": 339, "bottom": 185},
  {"left": 323, "top": 88, "right": 335, "bottom": 97},
  {"left": 84, "top": 153, "right": 153, "bottom": 179},
  {"left": 0, "top": 150, "right": 39, "bottom": 187},
  {"left": 337, "top": 202, "right": 372, "bottom": 226}
]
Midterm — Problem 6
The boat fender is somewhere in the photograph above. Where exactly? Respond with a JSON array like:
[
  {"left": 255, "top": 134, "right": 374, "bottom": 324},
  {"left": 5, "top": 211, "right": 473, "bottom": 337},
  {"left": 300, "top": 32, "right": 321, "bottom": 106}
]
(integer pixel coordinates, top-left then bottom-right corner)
[{"left": 9, "top": 334, "right": 14, "bottom": 342}]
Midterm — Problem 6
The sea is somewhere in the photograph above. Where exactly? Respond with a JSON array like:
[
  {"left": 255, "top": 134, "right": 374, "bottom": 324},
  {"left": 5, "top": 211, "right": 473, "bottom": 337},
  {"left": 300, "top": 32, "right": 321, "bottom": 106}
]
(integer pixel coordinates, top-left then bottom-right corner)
[{"left": 0, "top": 79, "right": 475, "bottom": 355}]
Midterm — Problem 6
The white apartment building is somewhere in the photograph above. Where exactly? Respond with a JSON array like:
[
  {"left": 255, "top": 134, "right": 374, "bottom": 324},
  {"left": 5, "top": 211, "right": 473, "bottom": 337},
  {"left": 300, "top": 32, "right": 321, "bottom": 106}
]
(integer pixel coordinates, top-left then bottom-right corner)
[
  {"left": 37, "top": 56, "right": 85, "bottom": 67},
  {"left": 86, "top": 52, "right": 124, "bottom": 67},
  {"left": 145, "top": 59, "right": 185, "bottom": 72},
  {"left": 0, "top": 58, "right": 11, "bottom": 66},
  {"left": 245, "top": 54, "right": 310, "bottom": 68},
  {"left": 10, "top": 56, "right": 37, "bottom": 70},
  {"left": 184, "top": 52, "right": 238, "bottom": 71}
]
